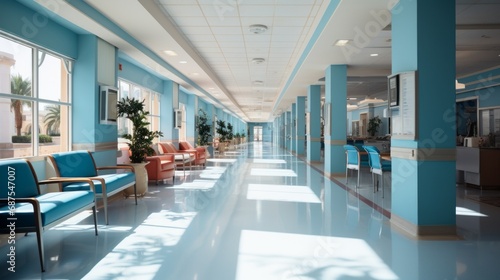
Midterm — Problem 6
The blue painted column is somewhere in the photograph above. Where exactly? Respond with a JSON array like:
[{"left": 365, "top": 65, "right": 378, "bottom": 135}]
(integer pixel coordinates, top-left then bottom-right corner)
[
  {"left": 279, "top": 114, "right": 285, "bottom": 148},
  {"left": 296, "top": 96, "right": 306, "bottom": 155},
  {"left": 285, "top": 111, "right": 292, "bottom": 150},
  {"left": 186, "top": 94, "right": 196, "bottom": 145},
  {"left": 324, "top": 65, "right": 347, "bottom": 176},
  {"left": 291, "top": 103, "right": 297, "bottom": 153},
  {"left": 307, "top": 85, "right": 321, "bottom": 162},
  {"left": 160, "top": 80, "right": 178, "bottom": 142},
  {"left": 391, "top": 0, "right": 456, "bottom": 236},
  {"left": 73, "top": 35, "right": 117, "bottom": 166}
]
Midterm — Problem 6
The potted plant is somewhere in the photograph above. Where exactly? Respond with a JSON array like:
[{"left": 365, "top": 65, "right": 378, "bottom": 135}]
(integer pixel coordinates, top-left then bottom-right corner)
[
  {"left": 227, "top": 122, "right": 234, "bottom": 147},
  {"left": 367, "top": 116, "right": 382, "bottom": 137},
  {"left": 196, "top": 108, "right": 212, "bottom": 157},
  {"left": 234, "top": 132, "right": 241, "bottom": 145},
  {"left": 117, "top": 97, "right": 163, "bottom": 196},
  {"left": 216, "top": 120, "right": 228, "bottom": 153}
]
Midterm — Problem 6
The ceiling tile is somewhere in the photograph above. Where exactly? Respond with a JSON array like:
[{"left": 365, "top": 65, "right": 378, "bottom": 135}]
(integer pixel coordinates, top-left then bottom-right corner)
[
  {"left": 163, "top": 5, "right": 204, "bottom": 17},
  {"left": 170, "top": 16, "right": 209, "bottom": 26},
  {"left": 275, "top": 5, "right": 313, "bottom": 17},
  {"left": 239, "top": 6, "right": 275, "bottom": 17}
]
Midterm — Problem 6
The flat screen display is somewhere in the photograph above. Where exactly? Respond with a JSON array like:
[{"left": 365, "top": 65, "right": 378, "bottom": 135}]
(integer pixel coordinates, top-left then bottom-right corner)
[{"left": 388, "top": 75, "right": 399, "bottom": 107}]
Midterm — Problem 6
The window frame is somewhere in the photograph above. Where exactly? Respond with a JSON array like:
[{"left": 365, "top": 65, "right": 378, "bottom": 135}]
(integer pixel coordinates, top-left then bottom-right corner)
[{"left": 0, "top": 32, "right": 73, "bottom": 158}]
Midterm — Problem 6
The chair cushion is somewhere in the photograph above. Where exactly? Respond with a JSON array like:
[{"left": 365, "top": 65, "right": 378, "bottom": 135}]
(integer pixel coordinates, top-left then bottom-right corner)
[
  {"left": 381, "top": 160, "right": 391, "bottom": 171},
  {"left": 179, "top": 141, "right": 194, "bottom": 150},
  {"left": 154, "top": 143, "right": 164, "bottom": 155},
  {"left": 52, "top": 151, "right": 97, "bottom": 177},
  {"left": 174, "top": 154, "right": 193, "bottom": 162},
  {"left": 62, "top": 172, "right": 135, "bottom": 194},
  {"left": 0, "top": 191, "right": 94, "bottom": 228}
]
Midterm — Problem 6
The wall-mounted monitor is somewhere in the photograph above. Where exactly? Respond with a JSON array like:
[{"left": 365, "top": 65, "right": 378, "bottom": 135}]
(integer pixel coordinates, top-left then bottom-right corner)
[
  {"left": 99, "top": 86, "right": 118, "bottom": 124},
  {"left": 388, "top": 74, "right": 399, "bottom": 107}
]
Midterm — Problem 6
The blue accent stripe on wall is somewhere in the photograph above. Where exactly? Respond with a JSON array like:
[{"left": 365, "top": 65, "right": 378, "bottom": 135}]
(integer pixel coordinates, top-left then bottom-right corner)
[{"left": 273, "top": 0, "right": 341, "bottom": 113}]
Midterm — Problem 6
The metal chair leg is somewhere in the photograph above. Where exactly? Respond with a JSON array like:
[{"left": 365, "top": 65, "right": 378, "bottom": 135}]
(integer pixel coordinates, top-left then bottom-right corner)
[
  {"left": 346, "top": 167, "right": 349, "bottom": 185},
  {"left": 357, "top": 169, "right": 360, "bottom": 189}
]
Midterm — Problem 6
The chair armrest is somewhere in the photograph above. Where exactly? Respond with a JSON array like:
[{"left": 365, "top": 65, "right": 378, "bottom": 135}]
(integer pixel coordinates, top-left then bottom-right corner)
[
  {"left": 0, "top": 197, "right": 39, "bottom": 204},
  {"left": 146, "top": 154, "right": 174, "bottom": 161},
  {"left": 0, "top": 198, "right": 41, "bottom": 227},
  {"left": 44, "top": 177, "right": 97, "bottom": 192},
  {"left": 97, "top": 165, "right": 134, "bottom": 172}
]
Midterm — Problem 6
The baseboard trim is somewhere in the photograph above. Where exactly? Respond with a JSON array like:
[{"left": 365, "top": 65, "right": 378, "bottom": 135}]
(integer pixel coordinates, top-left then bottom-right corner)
[{"left": 390, "top": 214, "right": 459, "bottom": 239}]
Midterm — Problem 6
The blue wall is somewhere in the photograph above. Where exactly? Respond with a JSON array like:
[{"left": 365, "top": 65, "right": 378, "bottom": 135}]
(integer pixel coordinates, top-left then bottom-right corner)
[
  {"left": 118, "top": 56, "right": 164, "bottom": 93},
  {"left": 0, "top": 1, "right": 78, "bottom": 58},
  {"left": 248, "top": 122, "right": 273, "bottom": 142}
]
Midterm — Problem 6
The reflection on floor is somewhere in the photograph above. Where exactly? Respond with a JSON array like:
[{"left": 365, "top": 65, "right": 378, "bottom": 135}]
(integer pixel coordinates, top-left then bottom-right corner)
[{"left": 2, "top": 142, "right": 500, "bottom": 279}]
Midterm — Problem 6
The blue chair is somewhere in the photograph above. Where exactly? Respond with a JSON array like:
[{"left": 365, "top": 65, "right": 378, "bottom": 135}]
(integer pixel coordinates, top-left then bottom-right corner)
[
  {"left": 0, "top": 159, "right": 98, "bottom": 271},
  {"left": 362, "top": 145, "right": 391, "bottom": 197},
  {"left": 343, "top": 145, "right": 369, "bottom": 188},
  {"left": 49, "top": 150, "right": 136, "bottom": 225}
]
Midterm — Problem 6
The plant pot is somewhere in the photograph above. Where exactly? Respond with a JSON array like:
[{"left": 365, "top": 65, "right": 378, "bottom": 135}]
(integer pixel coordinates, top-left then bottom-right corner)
[{"left": 124, "top": 162, "right": 149, "bottom": 197}]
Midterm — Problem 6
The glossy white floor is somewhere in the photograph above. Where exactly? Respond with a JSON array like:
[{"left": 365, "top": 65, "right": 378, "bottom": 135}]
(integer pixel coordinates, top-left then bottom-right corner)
[{"left": 2, "top": 142, "right": 500, "bottom": 279}]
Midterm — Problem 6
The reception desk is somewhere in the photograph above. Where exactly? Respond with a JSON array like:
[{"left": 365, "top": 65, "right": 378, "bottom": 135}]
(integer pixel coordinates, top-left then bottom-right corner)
[{"left": 456, "top": 146, "right": 500, "bottom": 188}]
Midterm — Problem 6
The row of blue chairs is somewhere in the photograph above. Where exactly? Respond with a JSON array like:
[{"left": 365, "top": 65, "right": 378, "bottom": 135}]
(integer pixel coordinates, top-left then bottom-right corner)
[{"left": 343, "top": 144, "right": 391, "bottom": 197}]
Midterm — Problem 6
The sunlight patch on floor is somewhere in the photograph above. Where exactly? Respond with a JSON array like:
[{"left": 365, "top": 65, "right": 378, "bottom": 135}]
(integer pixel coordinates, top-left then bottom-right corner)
[
  {"left": 250, "top": 168, "right": 297, "bottom": 177},
  {"left": 236, "top": 230, "right": 398, "bottom": 280},
  {"left": 82, "top": 210, "right": 196, "bottom": 280},
  {"left": 247, "top": 184, "right": 321, "bottom": 203}
]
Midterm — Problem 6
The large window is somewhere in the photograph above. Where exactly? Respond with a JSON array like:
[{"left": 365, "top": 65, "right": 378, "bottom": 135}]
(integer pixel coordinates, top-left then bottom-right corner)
[
  {"left": 0, "top": 34, "right": 71, "bottom": 159},
  {"left": 118, "top": 79, "right": 160, "bottom": 144}
]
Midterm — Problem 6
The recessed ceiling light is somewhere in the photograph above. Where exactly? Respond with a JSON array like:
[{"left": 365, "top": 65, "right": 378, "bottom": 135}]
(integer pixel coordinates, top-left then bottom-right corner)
[
  {"left": 179, "top": 60, "right": 187, "bottom": 64},
  {"left": 191, "top": 72, "right": 199, "bottom": 75},
  {"left": 249, "top": 24, "right": 268, "bottom": 34},
  {"left": 163, "top": 50, "right": 178, "bottom": 56},
  {"left": 251, "top": 58, "right": 266, "bottom": 64},
  {"left": 370, "top": 53, "right": 379, "bottom": 57},
  {"left": 253, "top": 80, "right": 264, "bottom": 85},
  {"left": 334, "top": 39, "right": 350, "bottom": 46}
]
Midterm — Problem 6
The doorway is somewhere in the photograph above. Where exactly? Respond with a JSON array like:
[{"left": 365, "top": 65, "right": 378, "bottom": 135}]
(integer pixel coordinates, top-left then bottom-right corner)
[
  {"left": 360, "top": 113, "right": 368, "bottom": 137},
  {"left": 253, "top": 126, "right": 262, "bottom": 142}
]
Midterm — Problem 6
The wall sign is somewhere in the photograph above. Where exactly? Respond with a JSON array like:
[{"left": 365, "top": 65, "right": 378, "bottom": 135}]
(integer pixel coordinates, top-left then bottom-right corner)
[{"left": 390, "top": 71, "right": 418, "bottom": 140}]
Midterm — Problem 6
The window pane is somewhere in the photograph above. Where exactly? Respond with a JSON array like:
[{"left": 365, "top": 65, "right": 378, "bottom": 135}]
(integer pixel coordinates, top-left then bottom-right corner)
[
  {"left": 149, "top": 117, "right": 160, "bottom": 143},
  {"left": 132, "top": 85, "right": 141, "bottom": 100},
  {"left": 0, "top": 97, "right": 33, "bottom": 159},
  {"left": 119, "top": 80, "right": 129, "bottom": 99},
  {"left": 0, "top": 36, "right": 33, "bottom": 97},
  {"left": 39, "top": 102, "right": 69, "bottom": 155},
  {"left": 38, "top": 51, "right": 69, "bottom": 102},
  {"left": 143, "top": 90, "right": 151, "bottom": 112},
  {"left": 152, "top": 93, "right": 159, "bottom": 116}
]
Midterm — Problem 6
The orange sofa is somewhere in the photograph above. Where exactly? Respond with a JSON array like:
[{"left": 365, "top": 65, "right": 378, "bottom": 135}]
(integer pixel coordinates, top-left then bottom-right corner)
[
  {"left": 119, "top": 145, "right": 175, "bottom": 185},
  {"left": 157, "top": 143, "right": 195, "bottom": 174},
  {"left": 178, "top": 141, "right": 207, "bottom": 167}
]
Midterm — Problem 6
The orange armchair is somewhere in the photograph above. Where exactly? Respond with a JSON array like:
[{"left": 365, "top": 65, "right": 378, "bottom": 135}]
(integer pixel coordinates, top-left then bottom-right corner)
[
  {"left": 145, "top": 153, "right": 175, "bottom": 185},
  {"left": 179, "top": 141, "right": 207, "bottom": 167}
]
